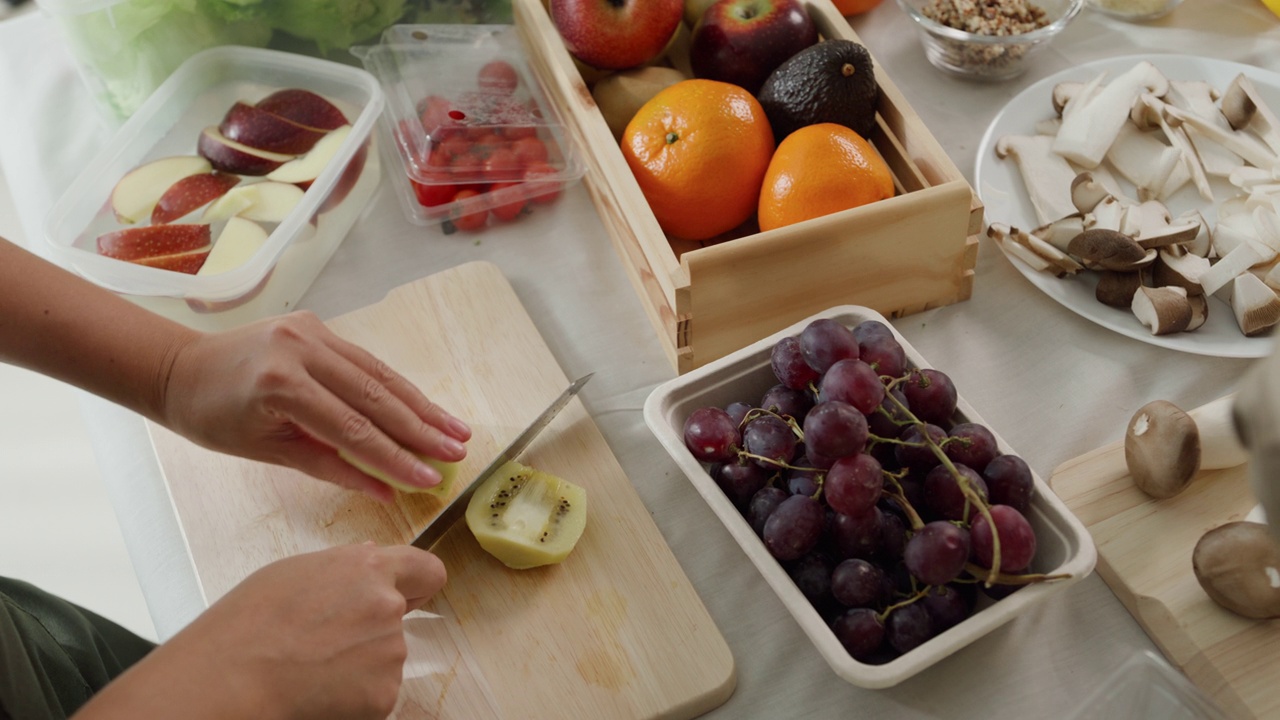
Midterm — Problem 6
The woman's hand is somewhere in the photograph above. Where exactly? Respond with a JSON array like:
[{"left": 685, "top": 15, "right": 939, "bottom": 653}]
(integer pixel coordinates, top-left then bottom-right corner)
[
  {"left": 160, "top": 312, "right": 471, "bottom": 502},
  {"left": 76, "top": 543, "right": 447, "bottom": 720}
]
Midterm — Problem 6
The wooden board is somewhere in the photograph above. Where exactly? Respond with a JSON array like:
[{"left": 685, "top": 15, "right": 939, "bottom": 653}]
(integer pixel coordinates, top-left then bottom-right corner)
[
  {"left": 148, "top": 261, "right": 735, "bottom": 720},
  {"left": 515, "top": 0, "right": 982, "bottom": 375},
  {"left": 1049, "top": 441, "right": 1278, "bottom": 720}
]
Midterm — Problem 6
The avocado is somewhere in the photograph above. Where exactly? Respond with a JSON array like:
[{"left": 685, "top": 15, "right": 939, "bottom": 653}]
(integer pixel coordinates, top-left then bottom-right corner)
[{"left": 757, "top": 39, "right": 879, "bottom": 143}]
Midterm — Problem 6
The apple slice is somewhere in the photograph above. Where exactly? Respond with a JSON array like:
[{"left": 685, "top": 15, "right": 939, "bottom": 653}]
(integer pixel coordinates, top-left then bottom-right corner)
[
  {"left": 199, "top": 216, "right": 269, "bottom": 276},
  {"left": 136, "top": 247, "right": 212, "bottom": 274},
  {"left": 266, "top": 125, "right": 352, "bottom": 185},
  {"left": 197, "top": 126, "right": 296, "bottom": 176},
  {"left": 150, "top": 172, "right": 241, "bottom": 224},
  {"left": 201, "top": 181, "right": 304, "bottom": 223},
  {"left": 219, "top": 102, "right": 328, "bottom": 155},
  {"left": 97, "top": 223, "right": 211, "bottom": 261},
  {"left": 256, "top": 89, "right": 349, "bottom": 131},
  {"left": 110, "top": 156, "right": 212, "bottom": 224}
]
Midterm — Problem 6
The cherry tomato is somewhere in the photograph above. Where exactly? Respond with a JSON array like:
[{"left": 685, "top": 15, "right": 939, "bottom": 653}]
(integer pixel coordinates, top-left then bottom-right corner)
[
  {"left": 447, "top": 189, "right": 489, "bottom": 232},
  {"left": 523, "top": 162, "right": 563, "bottom": 205},
  {"left": 483, "top": 148, "right": 523, "bottom": 179},
  {"left": 439, "top": 135, "right": 471, "bottom": 159},
  {"left": 512, "top": 136, "right": 549, "bottom": 166},
  {"left": 478, "top": 60, "right": 520, "bottom": 95},
  {"left": 469, "top": 131, "right": 506, "bottom": 158},
  {"left": 488, "top": 182, "right": 528, "bottom": 222},
  {"left": 411, "top": 179, "right": 457, "bottom": 212},
  {"left": 502, "top": 124, "right": 538, "bottom": 141}
]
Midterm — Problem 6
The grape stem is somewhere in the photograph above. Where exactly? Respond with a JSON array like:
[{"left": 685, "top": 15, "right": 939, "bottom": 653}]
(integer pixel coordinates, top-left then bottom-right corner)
[
  {"left": 881, "top": 475, "right": 925, "bottom": 531},
  {"left": 876, "top": 586, "right": 929, "bottom": 623},
  {"left": 962, "top": 563, "right": 1072, "bottom": 586}
]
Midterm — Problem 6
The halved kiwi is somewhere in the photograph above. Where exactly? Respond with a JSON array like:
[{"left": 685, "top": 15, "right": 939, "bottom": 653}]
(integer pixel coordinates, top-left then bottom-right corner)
[
  {"left": 338, "top": 449, "right": 459, "bottom": 498},
  {"left": 465, "top": 460, "right": 587, "bottom": 570}
]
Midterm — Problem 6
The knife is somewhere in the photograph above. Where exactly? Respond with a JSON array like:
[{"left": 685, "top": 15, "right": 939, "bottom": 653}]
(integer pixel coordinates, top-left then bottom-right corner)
[{"left": 409, "top": 373, "right": 594, "bottom": 551}]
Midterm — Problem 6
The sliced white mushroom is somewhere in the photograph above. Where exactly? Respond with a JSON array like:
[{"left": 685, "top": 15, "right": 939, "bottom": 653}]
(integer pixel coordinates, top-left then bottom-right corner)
[
  {"left": 1032, "top": 213, "right": 1087, "bottom": 253},
  {"left": 1132, "top": 206, "right": 1203, "bottom": 249},
  {"left": 989, "top": 223, "right": 1054, "bottom": 273},
  {"left": 1132, "top": 285, "right": 1193, "bottom": 335},
  {"left": 1201, "top": 241, "right": 1270, "bottom": 297},
  {"left": 1052, "top": 80, "right": 1086, "bottom": 117},
  {"left": 1225, "top": 272, "right": 1280, "bottom": 336},
  {"left": 1107, "top": 123, "right": 1189, "bottom": 201},
  {"left": 1187, "top": 293, "right": 1209, "bottom": 331},
  {"left": 1139, "top": 94, "right": 1214, "bottom": 202},
  {"left": 1054, "top": 61, "right": 1170, "bottom": 169},
  {"left": 1154, "top": 248, "right": 1210, "bottom": 294},
  {"left": 1086, "top": 196, "right": 1127, "bottom": 232},
  {"left": 1221, "top": 73, "right": 1280, "bottom": 157},
  {"left": 1177, "top": 209, "right": 1213, "bottom": 258},
  {"left": 1165, "top": 79, "right": 1245, "bottom": 178},
  {"left": 1229, "top": 166, "right": 1280, "bottom": 190},
  {"left": 1071, "top": 172, "right": 1111, "bottom": 214},
  {"left": 1015, "top": 228, "right": 1085, "bottom": 276},
  {"left": 1034, "top": 117, "right": 1063, "bottom": 136},
  {"left": 995, "top": 134, "right": 1080, "bottom": 226},
  {"left": 1167, "top": 104, "right": 1280, "bottom": 172},
  {"left": 1125, "top": 394, "right": 1249, "bottom": 499}
]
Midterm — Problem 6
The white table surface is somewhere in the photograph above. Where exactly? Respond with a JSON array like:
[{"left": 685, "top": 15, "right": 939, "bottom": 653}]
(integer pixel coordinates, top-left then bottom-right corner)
[{"left": 2, "top": 2, "right": 1279, "bottom": 717}]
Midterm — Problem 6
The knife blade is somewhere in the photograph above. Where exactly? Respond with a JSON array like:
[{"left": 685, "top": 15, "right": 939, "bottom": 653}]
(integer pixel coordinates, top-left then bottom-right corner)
[{"left": 410, "top": 372, "right": 594, "bottom": 551}]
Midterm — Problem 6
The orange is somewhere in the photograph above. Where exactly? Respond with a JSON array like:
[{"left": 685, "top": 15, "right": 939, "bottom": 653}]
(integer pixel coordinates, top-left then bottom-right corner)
[
  {"left": 832, "top": 0, "right": 884, "bottom": 14},
  {"left": 758, "top": 123, "right": 894, "bottom": 232},
  {"left": 622, "top": 79, "right": 775, "bottom": 241}
]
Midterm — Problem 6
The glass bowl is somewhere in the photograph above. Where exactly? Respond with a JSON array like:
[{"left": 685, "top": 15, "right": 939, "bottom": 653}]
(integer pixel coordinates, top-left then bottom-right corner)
[
  {"left": 1084, "top": 0, "right": 1184, "bottom": 21},
  {"left": 893, "top": 0, "right": 1085, "bottom": 81}
]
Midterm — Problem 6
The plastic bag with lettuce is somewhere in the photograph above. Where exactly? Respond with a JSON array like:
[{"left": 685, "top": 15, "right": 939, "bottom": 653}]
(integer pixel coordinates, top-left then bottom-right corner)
[{"left": 47, "top": 0, "right": 512, "bottom": 122}]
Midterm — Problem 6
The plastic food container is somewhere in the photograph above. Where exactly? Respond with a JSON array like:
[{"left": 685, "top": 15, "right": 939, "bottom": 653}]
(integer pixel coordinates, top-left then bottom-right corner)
[
  {"left": 352, "top": 24, "right": 585, "bottom": 230},
  {"left": 42, "top": 46, "right": 384, "bottom": 332},
  {"left": 1065, "top": 651, "right": 1229, "bottom": 719},
  {"left": 643, "top": 305, "right": 1097, "bottom": 688},
  {"left": 893, "top": 0, "right": 1084, "bottom": 81},
  {"left": 1084, "top": 0, "right": 1184, "bottom": 20},
  {"left": 35, "top": 0, "right": 273, "bottom": 124}
]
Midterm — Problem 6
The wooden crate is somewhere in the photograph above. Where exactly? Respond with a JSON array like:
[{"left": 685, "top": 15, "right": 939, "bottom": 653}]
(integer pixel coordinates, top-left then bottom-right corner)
[{"left": 514, "top": 0, "right": 982, "bottom": 374}]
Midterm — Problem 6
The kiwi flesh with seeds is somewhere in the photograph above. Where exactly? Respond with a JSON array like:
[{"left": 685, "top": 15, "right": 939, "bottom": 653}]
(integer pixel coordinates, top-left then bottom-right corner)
[{"left": 465, "top": 460, "right": 588, "bottom": 570}]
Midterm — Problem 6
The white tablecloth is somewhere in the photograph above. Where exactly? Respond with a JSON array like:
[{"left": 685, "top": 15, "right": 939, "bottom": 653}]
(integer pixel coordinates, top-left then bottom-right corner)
[{"left": 2, "top": 2, "right": 1278, "bottom": 717}]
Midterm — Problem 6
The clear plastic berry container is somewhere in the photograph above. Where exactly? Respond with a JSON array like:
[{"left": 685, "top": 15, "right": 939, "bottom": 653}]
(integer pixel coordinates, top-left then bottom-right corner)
[{"left": 352, "top": 24, "right": 585, "bottom": 231}]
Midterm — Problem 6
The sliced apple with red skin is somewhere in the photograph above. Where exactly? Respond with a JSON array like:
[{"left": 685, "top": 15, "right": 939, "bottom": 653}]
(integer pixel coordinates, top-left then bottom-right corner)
[
  {"left": 219, "top": 102, "right": 328, "bottom": 155},
  {"left": 150, "top": 172, "right": 241, "bottom": 224},
  {"left": 197, "top": 126, "right": 296, "bottom": 176},
  {"left": 110, "top": 156, "right": 212, "bottom": 224},
  {"left": 317, "top": 139, "right": 368, "bottom": 215},
  {"left": 266, "top": 125, "right": 352, "bottom": 185},
  {"left": 256, "top": 89, "right": 348, "bottom": 131},
  {"left": 96, "top": 223, "right": 212, "bottom": 274},
  {"left": 186, "top": 217, "right": 273, "bottom": 313}
]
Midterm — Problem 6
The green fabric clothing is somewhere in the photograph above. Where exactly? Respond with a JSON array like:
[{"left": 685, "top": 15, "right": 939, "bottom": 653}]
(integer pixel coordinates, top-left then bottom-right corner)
[{"left": 0, "top": 578, "right": 154, "bottom": 720}]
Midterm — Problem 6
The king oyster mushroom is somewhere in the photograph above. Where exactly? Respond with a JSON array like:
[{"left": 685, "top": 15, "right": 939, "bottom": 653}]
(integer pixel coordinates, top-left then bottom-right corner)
[
  {"left": 995, "top": 134, "right": 1079, "bottom": 226},
  {"left": 1069, "top": 228, "right": 1154, "bottom": 271},
  {"left": 1131, "top": 286, "right": 1193, "bottom": 335},
  {"left": 1223, "top": 272, "right": 1280, "bottom": 336},
  {"left": 1124, "top": 394, "right": 1250, "bottom": 499},
  {"left": 1193, "top": 521, "right": 1280, "bottom": 620},
  {"left": 1166, "top": 79, "right": 1245, "bottom": 178},
  {"left": 1095, "top": 270, "right": 1143, "bottom": 308},
  {"left": 1221, "top": 73, "right": 1280, "bottom": 156},
  {"left": 1054, "top": 61, "right": 1171, "bottom": 169}
]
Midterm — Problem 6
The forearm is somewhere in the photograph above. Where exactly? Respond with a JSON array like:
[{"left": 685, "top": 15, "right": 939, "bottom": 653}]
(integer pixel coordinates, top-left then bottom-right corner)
[{"left": 0, "top": 238, "right": 198, "bottom": 424}]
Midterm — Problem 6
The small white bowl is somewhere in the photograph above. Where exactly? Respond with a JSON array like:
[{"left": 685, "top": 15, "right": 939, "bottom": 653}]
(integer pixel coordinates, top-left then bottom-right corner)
[{"left": 643, "top": 305, "right": 1097, "bottom": 688}]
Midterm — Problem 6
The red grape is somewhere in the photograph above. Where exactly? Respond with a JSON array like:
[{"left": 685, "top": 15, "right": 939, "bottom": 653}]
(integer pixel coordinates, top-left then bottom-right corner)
[
  {"left": 818, "top": 359, "right": 885, "bottom": 414},
  {"left": 760, "top": 384, "right": 814, "bottom": 420},
  {"left": 824, "top": 453, "right": 884, "bottom": 517},
  {"left": 771, "top": 335, "right": 820, "bottom": 390},
  {"left": 713, "top": 460, "right": 769, "bottom": 509},
  {"left": 724, "top": 401, "right": 753, "bottom": 428},
  {"left": 829, "top": 505, "right": 883, "bottom": 561},
  {"left": 902, "top": 368, "right": 958, "bottom": 425},
  {"left": 970, "top": 504, "right": 1037, "bottom": 572},
  {"left": 886, "top": 602, "right": 934, "bottom": 654},
  {"left": 831, "top": 558, "right": 886, "bottom": 608},
  {"left": 763, "top": 495, "right": 825, "bottom": 561},
  {"left": 832, "top": 607, "right": 885, "bottom": 661},
  {"left": 923, "top": 463, "right": 988, "bottom": 522},
  {"left": 983, "top": 454, "right": 1035, "bottom": 514},
  {"left": 921, "top": 584, "right": 973, "bottom": 633},
  {"left": 747, "top": 485, "right": 791, "bottom": 535},
  {"left": 802, "top": 401, "right": 868, "bottom": 459},
  {"left": 945, "top": 422, "right": 999, "bottom": 473},
  {"left": 799, "top": 318, "right": 860, "bottom": 373},
  {"left": 743, "top": 415, "right": 797, "bottom": 469},
  {"left": 789, "top": 552, "right": 836, "bottom": 608},
  {"left": 903, "top": 521, "right": 971, "bottom": 586},
  {"left": 894, "top": 423, "right": 948, "bottom": 471},
  {"left": 683, "top": 406, "right": 740, "bottom": 463}
]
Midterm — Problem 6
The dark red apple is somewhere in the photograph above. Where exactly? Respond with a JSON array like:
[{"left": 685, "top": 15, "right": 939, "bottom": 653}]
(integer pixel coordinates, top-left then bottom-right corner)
[
  {"left": 255, "top": 89, "right": 349, "bottom": 131},
  {"left": 219, "top": 102, "right": 328, "bottom": 155},
  {"left": 690, "top": 0, "right": 818, "bottom": 95},
  {"left": 550, "top": 0, "right": 683, "bottom": 70},
  {"left": 96, "top": 223, "right": 212, "bottom": 274}
]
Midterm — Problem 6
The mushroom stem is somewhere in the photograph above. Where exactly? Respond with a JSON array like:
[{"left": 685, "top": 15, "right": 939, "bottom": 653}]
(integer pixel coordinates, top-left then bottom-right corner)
[
  {"left": 1053, "top": 61, "right": 1170, "bottom": 169},
  {"left": 1188, "top": 394, "right": 1250, "bottom": 470}
]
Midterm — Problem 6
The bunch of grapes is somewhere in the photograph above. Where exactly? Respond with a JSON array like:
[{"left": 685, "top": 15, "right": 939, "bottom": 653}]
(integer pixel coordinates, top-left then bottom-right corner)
[{"left": 682, "top": 318, "right": 1061, "bottom": 664}]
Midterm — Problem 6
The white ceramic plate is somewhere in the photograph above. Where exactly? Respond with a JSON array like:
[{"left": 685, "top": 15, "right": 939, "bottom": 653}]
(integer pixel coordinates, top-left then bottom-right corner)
[{"left": 974, "top": 54, "right": 1280, "bottom": 359}]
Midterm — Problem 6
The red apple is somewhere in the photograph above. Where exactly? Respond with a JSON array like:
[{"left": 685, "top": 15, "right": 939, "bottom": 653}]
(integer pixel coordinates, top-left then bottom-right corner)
[
  {"left": 690, "top": 0, "right": 818, "bottom": 95},
  {"left": 218, "top": 102, "right": 328, "bottom": 155},
  {"left": 318, "top": 139, "right": 368, "bottom": 215},
  {"left": 97, "top": 223, "right": 211, "bottom": 261},
  {"left": 266, "top": 125, "right": 351, "bottom": 185},
  {"left": 110, "top": 155, "right": 212, "bottom": 224},
  {"left": 96, "top": 223, "right": 212, "bottom": 274},
  {"left": 256, "top": 89, "right": 349, "bottom": 131},
  {"left": 150, "top": 172, "right": 241, "bottom": 224},
  {"left": 550, "top": 0, "right": 683, "bottom": 70},
  {"left": 198, "top": 127, "right": 296, "bottom": 176}
]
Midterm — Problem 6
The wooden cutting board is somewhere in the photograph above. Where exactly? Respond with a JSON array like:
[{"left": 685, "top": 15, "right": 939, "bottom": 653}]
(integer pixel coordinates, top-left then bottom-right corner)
[
  {"left": 1049, "top": 441, "right": 1277, "bottom": 720},
  {"left": 148, "top": 261, "right": 735, "bottom": 719}
]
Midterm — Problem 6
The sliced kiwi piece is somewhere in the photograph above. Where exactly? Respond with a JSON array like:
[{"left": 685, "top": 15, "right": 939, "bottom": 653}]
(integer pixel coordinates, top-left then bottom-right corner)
[
  {"left": 465, "top": 460, "right": 587, "bottom": 570},
  {"left": 338, "top": 449, "right": 459, "bottom": 498}
]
